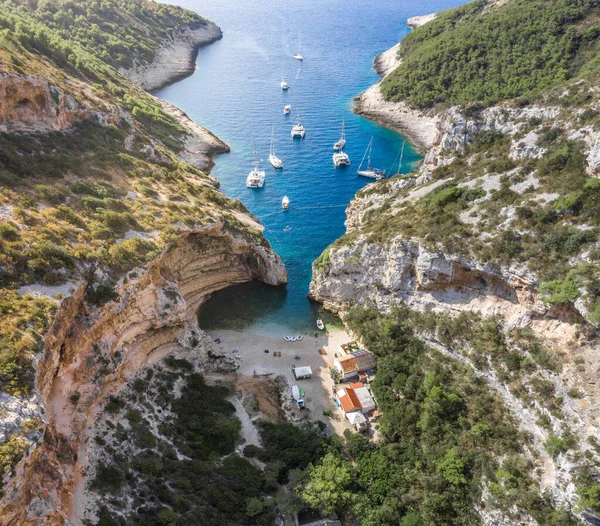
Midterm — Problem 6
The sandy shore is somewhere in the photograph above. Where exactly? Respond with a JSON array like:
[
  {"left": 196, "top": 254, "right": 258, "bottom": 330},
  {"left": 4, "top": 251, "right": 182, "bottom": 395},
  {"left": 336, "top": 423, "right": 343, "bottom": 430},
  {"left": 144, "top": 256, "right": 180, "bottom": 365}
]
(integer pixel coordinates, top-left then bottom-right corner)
[
  {"left": 121, "top": 21, "right": 223, "bottom": 92},
  {"left": 207, "top": 326, "right": 353, "bottom": 436}
]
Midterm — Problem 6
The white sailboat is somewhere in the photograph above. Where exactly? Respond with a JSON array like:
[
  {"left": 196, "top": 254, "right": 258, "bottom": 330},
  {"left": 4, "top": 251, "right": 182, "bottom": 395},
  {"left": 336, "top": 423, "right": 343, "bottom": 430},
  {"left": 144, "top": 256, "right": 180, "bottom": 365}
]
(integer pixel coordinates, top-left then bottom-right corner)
[
  {"left": 269, "top": 125, "right": 283, "bottom": 169},
  {"left": 280, "top": 66, "right": 289, "bottom": 90},
  {"left": 357, "top": 137, "right": 385, "bottom": 180},
  {"left": 282, "top": 196, "right": 290, "bottom": 210},
  {"left": 246, "top": 139, "right": 266, "bottom": 188},
  {"left": 333, "top": 117, "right": 346, "bottom": 150},
  {"left": 283, "top": 104, "right": 291, "bottom": 115},
  {"left": 294, "top": 33, "right": 304, "bottom": 60},
  {"left": 291, "top": 113, "right": 306, "bottom": 138}
]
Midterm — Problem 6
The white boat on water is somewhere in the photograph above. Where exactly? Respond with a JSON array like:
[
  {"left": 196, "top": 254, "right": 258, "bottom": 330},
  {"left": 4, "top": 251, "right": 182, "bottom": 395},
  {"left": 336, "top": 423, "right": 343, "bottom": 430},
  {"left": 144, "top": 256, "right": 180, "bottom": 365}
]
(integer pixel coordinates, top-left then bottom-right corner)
[
  {"left": 269, "top": 125, "right": 283, "bottom": 169},
  {"left": 333, "top": 117, "right": 346, "bottom": 150},
  {"left": 283, "top": 104, "right": 291, "bottom": 115},
  {"left": 291, "top": 113, "right": 306, "bottom": 138},
  {"left": 246, "top": 140, "right": 266, "bottom": 188},
  {"left": 294, "top": 33, "right": 304, "bottom": 60},
  {"left": 316, "top": 319, "right": 324, "bottom": 330},
  {"left": 282, "top": 196, "right": 290, "bottom": 210},
  {"left": 333, "top": 149, "right": 350, "bottom": 167},
  {"left": 280, "top": 66, "right": 289, "bottom": 90},
  {"left": 357, "top": 137, "right": 385, "bottom": 180}
]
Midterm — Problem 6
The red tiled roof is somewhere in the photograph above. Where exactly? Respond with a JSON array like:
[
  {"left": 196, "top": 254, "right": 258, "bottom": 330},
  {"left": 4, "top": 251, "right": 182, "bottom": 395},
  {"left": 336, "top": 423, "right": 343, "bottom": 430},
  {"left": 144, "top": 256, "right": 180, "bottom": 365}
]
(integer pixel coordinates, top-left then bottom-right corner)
[{"left": 338, "top": 388, "right": 361, "bottom": 413}]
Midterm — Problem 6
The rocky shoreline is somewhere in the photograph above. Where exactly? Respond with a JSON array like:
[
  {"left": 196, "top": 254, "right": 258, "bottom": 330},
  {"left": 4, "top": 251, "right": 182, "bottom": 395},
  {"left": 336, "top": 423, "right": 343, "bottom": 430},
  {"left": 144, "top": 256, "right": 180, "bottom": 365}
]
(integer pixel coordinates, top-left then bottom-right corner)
[
  {"left": 120, "top": 21, "right": 223, "bottom": 93},
  {"left": 354, "top": 14, "right": 440, "bottom": 154}
]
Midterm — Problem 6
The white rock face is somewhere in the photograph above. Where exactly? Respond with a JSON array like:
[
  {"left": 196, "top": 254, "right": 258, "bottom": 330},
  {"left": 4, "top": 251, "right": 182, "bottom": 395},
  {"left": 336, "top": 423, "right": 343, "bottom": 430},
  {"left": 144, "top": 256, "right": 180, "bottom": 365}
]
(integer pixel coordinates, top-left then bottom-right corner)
[
  {"left": 407, "top": 12, "right": 438, "bottom": 28},
  {"left": 120, "top": 22, "right": 223, "bottom": 92},
  {"left": 587, "top": 135, "right": 600, "bottom": 175}
]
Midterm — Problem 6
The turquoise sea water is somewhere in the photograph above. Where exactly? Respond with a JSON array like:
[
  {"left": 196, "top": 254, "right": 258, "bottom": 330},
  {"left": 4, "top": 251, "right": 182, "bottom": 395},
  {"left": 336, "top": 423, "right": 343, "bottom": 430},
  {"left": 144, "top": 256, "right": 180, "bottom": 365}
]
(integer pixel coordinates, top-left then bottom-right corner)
[{"left": 157, "top": 0, "right": 465, "bottom": 332}]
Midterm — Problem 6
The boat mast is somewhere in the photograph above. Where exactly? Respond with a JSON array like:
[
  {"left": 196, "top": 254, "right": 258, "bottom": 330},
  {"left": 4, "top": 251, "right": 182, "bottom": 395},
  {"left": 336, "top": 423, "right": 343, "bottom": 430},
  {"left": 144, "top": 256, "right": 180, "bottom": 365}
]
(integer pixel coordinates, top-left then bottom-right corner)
[
  {"left": 367, "top": 137, "right": 373, "bottom": 170},
  {"left": 253, "top": 138, "right": 258, "bottom": 169},
  {"left": 270, "top": 125, "right": 275, "bottom": 156},
  {"left": 341, "top": 116, "right": 345, "bottom": 141},
  {"left": 398, "top": 141, "right": 405, "bottom": 174}
]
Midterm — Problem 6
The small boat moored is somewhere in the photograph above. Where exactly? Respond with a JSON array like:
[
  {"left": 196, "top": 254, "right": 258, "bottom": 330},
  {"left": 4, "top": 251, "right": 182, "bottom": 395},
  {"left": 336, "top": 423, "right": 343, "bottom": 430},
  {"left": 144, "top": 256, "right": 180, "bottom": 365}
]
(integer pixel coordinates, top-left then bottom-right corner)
[
  {"left": 316, "top": 319, "right": 325, "bottom": 330},
  {"left": 333, "top": 117, "right": 346, "bottom": 150},
  {"left": 333, "top": 150, "right": 350, "bottom": 167},
  {"left": 291, "top": 113, "right": 306, "bottom": 138},
  {"left": 269, "top": 125, "right": 283, "bottom": 169},
  {"left": 246, "top": 140, "right": 266, "bottom": 188},
  {"left": 282, "top": 196, "right": 290, "bottom": 210},
  {"left": 357, "top": 136, "right": 386, "bottom": 180},
  {"left": 292, "top": 385, "right": 305, "bottom": 408},
  {"left": 283, "top": 104, "right": 291, "bottom": 115}
]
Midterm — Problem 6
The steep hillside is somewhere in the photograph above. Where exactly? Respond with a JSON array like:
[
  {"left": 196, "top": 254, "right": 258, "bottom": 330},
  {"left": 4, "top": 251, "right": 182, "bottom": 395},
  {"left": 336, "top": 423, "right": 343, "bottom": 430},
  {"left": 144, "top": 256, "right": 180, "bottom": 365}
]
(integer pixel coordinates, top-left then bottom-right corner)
[
  {"left": 0, "top": 1, "right": 286, "bottom": 523},
  {"left": 312, "top": 0, "right": 600, "bottom": 523}
]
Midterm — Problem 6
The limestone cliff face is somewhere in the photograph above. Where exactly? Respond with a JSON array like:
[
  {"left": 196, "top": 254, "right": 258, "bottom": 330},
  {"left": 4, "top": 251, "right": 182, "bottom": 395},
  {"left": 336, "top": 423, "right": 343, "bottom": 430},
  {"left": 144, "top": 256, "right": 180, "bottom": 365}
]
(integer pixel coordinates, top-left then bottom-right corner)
[
  {"left": 0, "top": 74, "right": 122, "bottom": 133},
  {"left": 0, "top": 225, "right": 286, "bottom": 525}
]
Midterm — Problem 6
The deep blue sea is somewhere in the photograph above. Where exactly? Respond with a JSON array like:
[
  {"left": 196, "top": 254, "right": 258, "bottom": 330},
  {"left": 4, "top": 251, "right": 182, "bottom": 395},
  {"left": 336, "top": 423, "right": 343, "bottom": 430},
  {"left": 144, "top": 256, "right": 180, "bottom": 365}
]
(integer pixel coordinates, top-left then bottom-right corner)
[{"left": 157, "top": 0, "right": 465, "bottom": 333}]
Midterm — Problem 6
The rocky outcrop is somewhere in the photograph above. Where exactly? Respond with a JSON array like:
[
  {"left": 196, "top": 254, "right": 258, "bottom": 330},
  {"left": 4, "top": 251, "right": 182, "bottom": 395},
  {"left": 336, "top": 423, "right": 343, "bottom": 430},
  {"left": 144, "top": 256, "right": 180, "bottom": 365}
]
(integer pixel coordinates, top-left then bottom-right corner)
[
  {"left": 0, "top": 225, "right": 286, "bottom": 525},
  {"left": 407, "top": 12, "right": 437, "bottom": 28},
  {"left": 0, "top": 74, "right": 122, "bottom": 133},
  {"left": 354, "top": 42, "right": 439, "bottom": 153},
  {"left": 120, "top": 21, "right": 223, "bottom": 92}
]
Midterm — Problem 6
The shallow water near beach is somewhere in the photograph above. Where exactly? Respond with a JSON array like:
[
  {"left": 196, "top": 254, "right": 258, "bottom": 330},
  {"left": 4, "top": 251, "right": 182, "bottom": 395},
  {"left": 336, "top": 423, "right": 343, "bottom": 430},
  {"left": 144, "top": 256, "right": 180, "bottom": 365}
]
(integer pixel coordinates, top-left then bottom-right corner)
[{"left": 157, "top": 0, "right": 465, "bottom": 331}]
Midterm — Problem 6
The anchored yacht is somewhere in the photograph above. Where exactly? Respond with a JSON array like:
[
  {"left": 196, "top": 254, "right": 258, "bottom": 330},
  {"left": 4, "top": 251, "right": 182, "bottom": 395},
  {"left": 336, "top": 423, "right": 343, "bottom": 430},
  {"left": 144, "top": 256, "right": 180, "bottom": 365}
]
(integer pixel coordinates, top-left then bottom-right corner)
[
  {"left": 294, "top": 33, "right": 304, "bottom": 60},
  {"left": 246, "top": 140, "right": 266, "bottom": 188},
  {"left": 269, "top": 125, "right": 283, "bottom": 169},
  {"left": 283, "top": 104, "right": 291, "bottom": 115},
  {"left": 357, "top": 137, "right": 385, "bottom": 180},
  {"left": 333, "top": 149, "right": 350, "bottom": 167},
  {"left": 282, "top": 196, "right": 290, "bottom": 210},
  {"left": 291, "top": 114, "right": 306, "bottom": 138},
  {"left": 333, "top": 117, "right": 346, "bottom": 150}
]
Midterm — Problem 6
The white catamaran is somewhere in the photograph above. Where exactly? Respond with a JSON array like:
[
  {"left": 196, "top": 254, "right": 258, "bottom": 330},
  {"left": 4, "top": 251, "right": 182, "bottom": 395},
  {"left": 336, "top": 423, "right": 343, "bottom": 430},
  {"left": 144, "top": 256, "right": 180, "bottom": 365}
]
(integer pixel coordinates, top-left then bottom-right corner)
[
  {"left": 291, "top": 113, "right": 306, "bottom": 138},
  {"left": 246, "top": 140, "right": 266, "bottom": 188},
  {"left": 357, "top": 137, "right": 385, "bottom": 180},
  {"left": 333, "top": 148, "right": 350, "bottom": 167},
  {"left": 333, "top": 117, "right": 346, "bottom": 150},
  {"left": 269, "top": 125, "right": 283, "bottom": 169}
]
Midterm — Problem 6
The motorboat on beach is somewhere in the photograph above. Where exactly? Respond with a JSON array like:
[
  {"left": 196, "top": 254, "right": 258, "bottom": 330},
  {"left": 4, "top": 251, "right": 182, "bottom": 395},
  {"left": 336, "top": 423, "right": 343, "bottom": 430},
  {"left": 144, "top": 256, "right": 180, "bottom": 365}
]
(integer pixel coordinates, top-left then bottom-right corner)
[
  {"left": 282, "top": 196, "right": 290, "bottom": 210},
  {"left": 333, "top": 117, "right": 346, "bottom": 150},
  {"left": 316, "top": 319, "right": 325, "bottom": 330},
  {"left": 269, "top": 125, "right": 283, "bottom": 169},
  {"left": 246, "top": 140, "right": 265, "bottom": 188},
  {"left": 284, "top": 104, "right": 291, "bottom": 115},
  {"left": 333, "top": 149, "right": 350, "bottom": 167},
  {"left": 357, "top": 136, "right": 385, "bottom": 180}
]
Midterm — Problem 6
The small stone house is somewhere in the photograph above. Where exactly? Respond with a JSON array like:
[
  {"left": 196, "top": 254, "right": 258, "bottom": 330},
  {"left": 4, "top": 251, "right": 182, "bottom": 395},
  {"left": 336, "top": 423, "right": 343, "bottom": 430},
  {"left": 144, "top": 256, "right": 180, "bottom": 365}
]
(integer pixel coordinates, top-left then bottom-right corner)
[{"left": 334, "top": 349, "right": 376, "bottom": 381}]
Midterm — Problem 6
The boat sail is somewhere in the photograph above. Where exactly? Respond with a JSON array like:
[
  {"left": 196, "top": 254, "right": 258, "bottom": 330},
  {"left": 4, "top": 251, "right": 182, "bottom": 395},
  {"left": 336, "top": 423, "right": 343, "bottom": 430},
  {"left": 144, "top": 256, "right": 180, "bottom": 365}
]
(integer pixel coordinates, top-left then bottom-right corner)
[
  {"left": 333, "top": 117, "right": 346, "bottom": 150},
  {"left": 294, "top": 33, "right": 304, "bottom": 61},
  {"left": 246, "top": 139, "right": 266, "bottom": 188},
  {"left": 269, "top": 125, "right": 283, "bottom": 169},
  {"left": 357, "top": 137, "right": 385, "bottom": 180}
]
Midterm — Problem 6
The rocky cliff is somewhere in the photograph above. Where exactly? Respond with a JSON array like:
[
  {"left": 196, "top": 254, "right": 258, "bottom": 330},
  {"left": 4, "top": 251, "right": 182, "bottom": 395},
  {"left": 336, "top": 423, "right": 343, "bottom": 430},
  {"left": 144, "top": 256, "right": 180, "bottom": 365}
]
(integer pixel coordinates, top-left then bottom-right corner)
[
  {"left": 0, "top": 226, "right": 285, "bottom": 525},
  {"left": 311, "top": 8, "right": 600, "bottom": 518}
]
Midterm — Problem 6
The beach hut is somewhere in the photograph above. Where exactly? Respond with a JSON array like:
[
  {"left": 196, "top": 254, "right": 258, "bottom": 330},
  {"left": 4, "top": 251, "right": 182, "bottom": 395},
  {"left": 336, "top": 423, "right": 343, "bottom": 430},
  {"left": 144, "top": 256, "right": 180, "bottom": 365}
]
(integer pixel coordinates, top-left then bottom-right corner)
[{"left": 293, "top": 366, "right": 313, "bottom": 380}]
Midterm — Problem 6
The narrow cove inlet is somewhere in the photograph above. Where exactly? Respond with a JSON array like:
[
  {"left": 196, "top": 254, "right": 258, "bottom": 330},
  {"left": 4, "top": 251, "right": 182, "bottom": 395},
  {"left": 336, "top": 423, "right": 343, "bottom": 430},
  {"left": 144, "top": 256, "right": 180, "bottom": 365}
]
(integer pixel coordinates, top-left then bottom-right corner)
[{"left": 156, "top": 0, "right": 466, "bottom": 332}]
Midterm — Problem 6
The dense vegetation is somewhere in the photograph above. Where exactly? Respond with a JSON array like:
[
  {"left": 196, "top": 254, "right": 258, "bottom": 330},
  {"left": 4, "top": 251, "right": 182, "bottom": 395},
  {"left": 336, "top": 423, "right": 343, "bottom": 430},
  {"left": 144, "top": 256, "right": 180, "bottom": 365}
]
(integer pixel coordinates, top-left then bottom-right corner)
[
  {"left": 382, "top": 0, "right": 600, "bottom": 107},
  {"left": 295, "top": 307, "right": 577, "bottom": 525},
  {"left": 89, "top": 358, "right": 326, "bottom": 526},
  {"left": 0, "top": 0, "right": 206, "bottom": 70}
]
